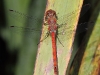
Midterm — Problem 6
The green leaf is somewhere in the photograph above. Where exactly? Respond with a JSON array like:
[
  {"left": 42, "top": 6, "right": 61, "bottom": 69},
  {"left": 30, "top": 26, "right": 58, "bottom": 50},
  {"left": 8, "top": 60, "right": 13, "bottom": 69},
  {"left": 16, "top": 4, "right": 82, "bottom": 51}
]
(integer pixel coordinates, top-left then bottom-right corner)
[
  {"left": 68, "top": 1, "right": 100, "bottom": 75},
  {"left": 34, "top": 0, "right": 83, "bottom": 75},
  {"left": 78, "top": 6, "right": 100, "bottom": 75}
]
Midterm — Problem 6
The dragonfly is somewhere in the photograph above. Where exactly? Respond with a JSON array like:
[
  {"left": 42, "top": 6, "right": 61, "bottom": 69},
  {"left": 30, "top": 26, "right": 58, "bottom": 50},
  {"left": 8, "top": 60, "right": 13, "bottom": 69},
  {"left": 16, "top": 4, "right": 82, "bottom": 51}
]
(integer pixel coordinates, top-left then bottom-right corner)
[
  {"left": 9, "top": 4, "right": 91, "bottom": 75},
  {"left": 45, "top": 9, "right": 59, "bottom": 75}
]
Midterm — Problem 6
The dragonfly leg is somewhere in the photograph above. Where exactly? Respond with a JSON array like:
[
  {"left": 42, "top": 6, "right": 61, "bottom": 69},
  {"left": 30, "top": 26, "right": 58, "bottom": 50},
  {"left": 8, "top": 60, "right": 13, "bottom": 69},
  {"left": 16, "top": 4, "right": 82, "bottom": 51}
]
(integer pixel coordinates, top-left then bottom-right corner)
[
  {"left": 39, "top": 31, "right": 50, "bottom": 43},
  {"left": 57, "top": 35, "right": 64, "bottom": 47},
  {"left": 57, "top": 23, "right": 67, "bottom": 28},
  {"left": 44, "top": 22, "right": 48, "bottom": 25}
]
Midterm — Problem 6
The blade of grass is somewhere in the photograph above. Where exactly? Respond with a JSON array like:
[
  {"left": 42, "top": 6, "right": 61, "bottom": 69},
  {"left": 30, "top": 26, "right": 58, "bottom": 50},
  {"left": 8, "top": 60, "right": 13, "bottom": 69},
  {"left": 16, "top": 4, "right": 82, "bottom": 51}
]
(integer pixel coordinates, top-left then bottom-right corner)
[
  {"left": 78, "top": 3, "right": 100, "bottom": 75},
  {"left": 34, "top": 0, "right": 83, "bottom": 75},
  {"left": 68, "top": 1, "right": 100, "bottom": 75}
]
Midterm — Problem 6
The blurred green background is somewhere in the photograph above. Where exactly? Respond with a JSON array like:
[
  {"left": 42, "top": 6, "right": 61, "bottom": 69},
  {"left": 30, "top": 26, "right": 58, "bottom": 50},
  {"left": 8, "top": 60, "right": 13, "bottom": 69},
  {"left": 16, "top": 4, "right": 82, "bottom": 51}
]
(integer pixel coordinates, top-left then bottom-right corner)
[
  {"left": 0, "top": 0, "right": 46, "bottom": 75},
  {"left": 0, "top": 0, "right": 99, "bottom": 75}
]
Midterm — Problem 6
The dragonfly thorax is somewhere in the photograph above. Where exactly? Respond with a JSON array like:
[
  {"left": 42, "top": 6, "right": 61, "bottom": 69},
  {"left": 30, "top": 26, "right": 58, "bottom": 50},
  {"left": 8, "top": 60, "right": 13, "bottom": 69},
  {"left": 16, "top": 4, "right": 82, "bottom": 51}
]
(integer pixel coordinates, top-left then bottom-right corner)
[{"left": 48, "top": 25, "right": 57, "bottom": 33}]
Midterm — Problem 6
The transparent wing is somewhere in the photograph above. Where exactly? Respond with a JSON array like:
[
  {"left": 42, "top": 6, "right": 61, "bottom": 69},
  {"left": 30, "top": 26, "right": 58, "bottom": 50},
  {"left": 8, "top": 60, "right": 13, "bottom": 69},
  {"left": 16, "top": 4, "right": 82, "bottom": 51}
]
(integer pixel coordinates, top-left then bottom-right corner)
[
  {"left": 8, "top": 26, "right": 42, "bottom": 40},
  {"left": 8, "top": 9, "right": 44, "bottom": 41},
  {"left": 9, "top": 9, "right": 44, "bottom": 25},
  {"left": 57, "top": 4, "right": 91, "bottom": 35},
  {"left": 8, "top": 4, "right": 91, "bottom": 43},
  {"left": 57, "top": 4, "right": 90, "bottom": 25}
]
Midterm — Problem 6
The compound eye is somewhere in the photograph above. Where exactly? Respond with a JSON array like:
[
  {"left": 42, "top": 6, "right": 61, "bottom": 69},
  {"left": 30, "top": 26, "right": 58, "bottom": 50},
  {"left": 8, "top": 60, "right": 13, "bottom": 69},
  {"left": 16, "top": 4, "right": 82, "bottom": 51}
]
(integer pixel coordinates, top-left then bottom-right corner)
[{"left": 53, "top": 12, "right": 56, "bottom": 16}]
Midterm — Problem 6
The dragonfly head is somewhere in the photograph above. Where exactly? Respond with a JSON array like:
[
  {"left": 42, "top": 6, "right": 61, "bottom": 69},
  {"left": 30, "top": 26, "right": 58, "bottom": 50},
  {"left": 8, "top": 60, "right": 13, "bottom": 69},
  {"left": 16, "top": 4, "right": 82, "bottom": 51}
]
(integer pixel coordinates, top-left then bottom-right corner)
[{"left": 45, "top": 9, "right": 57, "bottom": 21}]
